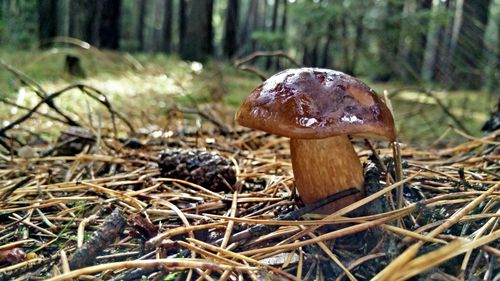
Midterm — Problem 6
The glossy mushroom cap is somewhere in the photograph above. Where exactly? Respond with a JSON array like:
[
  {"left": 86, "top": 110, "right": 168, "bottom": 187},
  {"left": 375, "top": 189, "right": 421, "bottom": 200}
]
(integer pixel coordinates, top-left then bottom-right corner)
[{"left": 237, "top": 68, "right": 396, "bottom": 141}]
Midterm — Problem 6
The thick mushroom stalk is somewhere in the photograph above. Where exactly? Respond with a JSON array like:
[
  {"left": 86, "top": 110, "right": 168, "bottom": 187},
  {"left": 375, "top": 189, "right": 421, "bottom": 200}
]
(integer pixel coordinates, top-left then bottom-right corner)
[{"left": 290, "top": 135, "right": 364, "bottom": 212}]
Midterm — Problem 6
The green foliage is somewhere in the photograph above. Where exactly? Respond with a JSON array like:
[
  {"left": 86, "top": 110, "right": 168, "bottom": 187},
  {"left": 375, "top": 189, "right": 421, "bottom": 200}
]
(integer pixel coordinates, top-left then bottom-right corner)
[
  {"left": 251, "top": 31, "right": 286, "bottom": 49},
  {"left": 0, "top": 0, "right": 38, "bottom": 49}
]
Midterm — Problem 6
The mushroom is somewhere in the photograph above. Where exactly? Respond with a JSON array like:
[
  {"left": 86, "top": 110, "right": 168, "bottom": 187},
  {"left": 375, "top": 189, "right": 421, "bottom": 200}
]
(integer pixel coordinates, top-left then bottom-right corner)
[{"left": 237, "top": 68, "right": 396, "bottom": 212}]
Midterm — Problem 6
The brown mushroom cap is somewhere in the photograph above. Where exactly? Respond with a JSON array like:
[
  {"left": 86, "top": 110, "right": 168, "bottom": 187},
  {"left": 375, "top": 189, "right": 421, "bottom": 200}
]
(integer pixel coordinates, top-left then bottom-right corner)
[{"left": 237, "top": 68, "right": 396, "bottom": 141}]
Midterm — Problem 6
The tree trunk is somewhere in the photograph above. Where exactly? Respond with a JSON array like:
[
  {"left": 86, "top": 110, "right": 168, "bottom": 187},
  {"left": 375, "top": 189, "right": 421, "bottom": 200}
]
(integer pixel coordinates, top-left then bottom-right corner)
[
  {"left": 180, "top": 0, "right": 214, "bottom": 61},
  {"left": 223, "top": 0, "right": 239, "bottom": 58},
  {"left": 421, "top": 0, "right": 443, "bottom": 81},
  {"left": 275, "top": 0, "right": 287, "bottom": 69},
  {"left": 137, "top": 0, "right": 146, "bottom": 51},
  {"left": 250, "top": 0, "right": 260, "bottom": 51},
  {"left": 178, "top": 0, "right": 187, "bottom": 51},
  {"left": 265, "top": 0, "right": 280, "bottom": 69},
  {"left": 451, "top": 0, "right": 492, "bottom": 89},
  {"left": 321, "top": 23, "right": 334, "bottom": 68},
  {"left": 432, "top": 0, "right": 454, "bottom": 85},
  {"left": 69, "top": 0, "right": 83, "bottom": 39},
  {"left": 403, "top": 0, "right": 432, "bottom": 81},
  {"left": 98, "top": 0, "right": 121, "bottom": 49},
  {"left": 240, "top": 0, "right": 258, "bottom": 53},
  {"left": 162, "top": 0, "right": 173, "bottom": 52},
  {"left": 348, "top": 17, "right": 364, "bottom": 75},
  {"left": 374, "top": 0, "right": 404, "bottom": 81},
  {"left": 38, "top": 0, "right": 58, "bottom": 47},
  {"left": 83, "top": 0, "right": 100, "bottom": 46}
]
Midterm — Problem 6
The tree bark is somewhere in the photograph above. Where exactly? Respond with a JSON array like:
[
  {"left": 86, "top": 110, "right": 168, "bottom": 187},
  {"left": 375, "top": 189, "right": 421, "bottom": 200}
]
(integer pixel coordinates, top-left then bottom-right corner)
[
  {"left": 38, "top": 0, "right": 59, "bottom": 47},
  {"left": 178, "top": 0, "right": 188, "bottom": 51},
  {"left": 69, "top": 0, "right": 83, "bottom": 39},
  {"left": 83, "top": 0, "right": 100, "bottom": 46},
  {"left": 451, "top": 0, "right": 492, "bottom": 89},
  {"left": 321, "top": 24, "right": 333, "bottom": 68},
  {"left": 403, "top": 0, "right": 432, "bottom": 81},
  {"left": 137, "top": 0, "right": 146, "bottom": 51},
  {"left": 180, "top": 0, "right": 214, "bottom": 61},
  {"left": 162, "top": 0, "right": 173, "bottom": 52},
  {"left": 275, "top": 0, "right": 287, "bottom": 69},
  {"left": 432, "top": 0, "right": 454, "bottom": 85},
  {"left": 265, "top": 0, "right": 280, "bottom": 69},
  {"left": 98, "top": 0, "right": 121, "bottom": 49},
  {"left": 250, "top": 0, "right": 260, "bottom": 51},
  {"left": 374, "top": 0, "right": 404, "bottom": 81},
  {"left": 223, "top": 0, "right": 239, "bottom": 58},
  {"left": 240, "top": 0, "right": 258, "bottom": 53}
]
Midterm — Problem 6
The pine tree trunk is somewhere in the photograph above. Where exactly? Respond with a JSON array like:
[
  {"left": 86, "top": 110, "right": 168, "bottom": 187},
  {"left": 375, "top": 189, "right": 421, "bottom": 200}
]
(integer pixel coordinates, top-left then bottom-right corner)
[
  {"left": 178, "top": 0, "right": 187, "bottom": 51},
  {"left": 83, "top": 0, "right": 100, "bottom": 46},
  {"left": 69, "top": 0, "right": 83, "bottom": 38},
  {"left": 98, "top": 0, "right": 121, "bottom": 49},
  {"left": 38, "top": 0, "right": 59, "bottom": 47},
  {"left": 375, "top": 0, "right": 404, "bottom": 81},
  {"left": 162, "top": 0, "right": 173, "bottom": 52},
  {"left": 432, "top": 0, "right": 454, "bottom": 86},
  {"left": 250, "top": 0, "right": 260, "bottom": 51},
  {"left": 265, "top": 0, "right": 279, "bottom": 69},
  {"left": 404, "top": 0, "right": 432, "bottom": 81},
  {"left": 137, "top": 0, "right": 146, "bottom": 51},
  {"left": 223, "top": 0, "right": 239, "bottom": 58},
  {"left": 451, "top": 0, "right": 492, "bottom": 89},
  {"left": 276, "top": 0, "right": 287, "bottom": 69},
  {"left": 180, "top": 0, "right": 214, "bottom": 61},
  {"left": 240, "top": 0, "right": 258, "bottom": 53}
]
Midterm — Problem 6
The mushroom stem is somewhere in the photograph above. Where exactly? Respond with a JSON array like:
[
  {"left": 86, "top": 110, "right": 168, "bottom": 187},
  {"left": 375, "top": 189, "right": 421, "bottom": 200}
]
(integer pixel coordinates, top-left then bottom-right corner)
[{"left": 290, "top": 135, "right": 364, "bottom": 212}]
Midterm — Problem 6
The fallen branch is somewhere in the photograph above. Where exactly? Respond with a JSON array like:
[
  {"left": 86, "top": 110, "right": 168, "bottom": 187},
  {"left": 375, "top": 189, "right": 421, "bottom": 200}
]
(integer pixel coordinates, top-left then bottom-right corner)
[
  {"left": 234, "top": 51, "right": 301, "bottom": 68},
  {"left": 0, "top": 60, "right": 80, "bottom": 127},
  {"left": 69, "top": 208, "right": 126, "bottom": 269},
  {"left": 0, "top": 83, "right": 135, "bottom": 138}
]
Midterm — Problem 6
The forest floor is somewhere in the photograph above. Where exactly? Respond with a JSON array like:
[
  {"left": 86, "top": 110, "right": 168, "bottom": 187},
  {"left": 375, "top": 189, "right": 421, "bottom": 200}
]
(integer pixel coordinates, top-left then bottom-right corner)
[{"left": 0, "top": 50, "right": 498, "bottom": 280}]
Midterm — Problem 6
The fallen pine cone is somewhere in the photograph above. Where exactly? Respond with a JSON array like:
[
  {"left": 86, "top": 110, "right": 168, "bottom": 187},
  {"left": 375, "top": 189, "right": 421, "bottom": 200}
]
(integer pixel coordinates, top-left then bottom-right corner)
[{"left": 158, "top": 149, "right": 236, "bottom": 192}]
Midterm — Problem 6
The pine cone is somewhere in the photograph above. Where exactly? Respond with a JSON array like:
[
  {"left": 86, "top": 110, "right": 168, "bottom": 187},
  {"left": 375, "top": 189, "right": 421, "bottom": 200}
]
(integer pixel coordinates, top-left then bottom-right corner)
[{"left": 158, "top": 149, "right": 236, "bottom": 192}]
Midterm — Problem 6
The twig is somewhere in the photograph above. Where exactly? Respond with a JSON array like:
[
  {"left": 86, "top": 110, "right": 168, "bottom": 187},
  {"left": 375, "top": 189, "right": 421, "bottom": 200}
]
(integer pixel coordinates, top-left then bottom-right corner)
[
  {"left": 237, "top": 66, "right": 267, "bottom": 81},
  {"left": 69, "top": 208, "right": 126, "bottom": 269},
  {"left": 0, "top": 97, "right": 68, "bottom": 124},
  {"left": 0, "top": 59, "right": 80, "bottom": 127},
  {"left": 0, "top": 83, "right": 135, "bottom": 137},
  {"left": 235, "top": 51, "right": 301, "bottom": 68}
]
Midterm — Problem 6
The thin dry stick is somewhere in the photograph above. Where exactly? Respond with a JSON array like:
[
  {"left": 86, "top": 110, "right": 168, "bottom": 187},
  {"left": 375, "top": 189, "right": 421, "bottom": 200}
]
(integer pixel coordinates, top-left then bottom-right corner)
[
  {"left": 234, "top": 51, "right": 301, "bottom": 68},
  {"left": 44, "top": 259, "right": 258, "bottom": 281}
]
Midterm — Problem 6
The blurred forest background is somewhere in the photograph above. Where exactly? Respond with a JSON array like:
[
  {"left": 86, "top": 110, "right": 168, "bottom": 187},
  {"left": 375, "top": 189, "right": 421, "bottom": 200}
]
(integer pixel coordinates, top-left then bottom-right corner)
[
  {"left": 0, "top": 0, "right": 498, "bottom": 90},
  {"left": 0, "top": 0, "right": 498, "bottom": 143}
]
